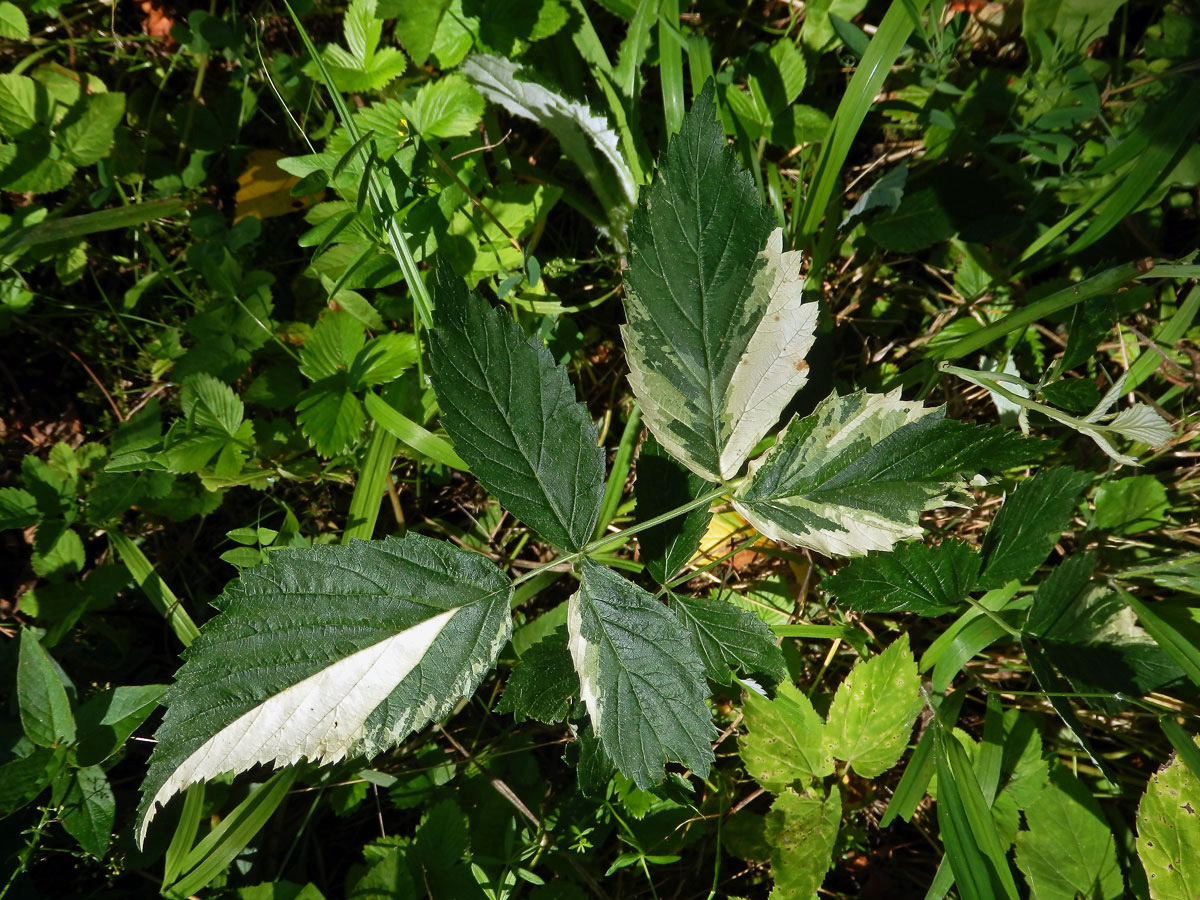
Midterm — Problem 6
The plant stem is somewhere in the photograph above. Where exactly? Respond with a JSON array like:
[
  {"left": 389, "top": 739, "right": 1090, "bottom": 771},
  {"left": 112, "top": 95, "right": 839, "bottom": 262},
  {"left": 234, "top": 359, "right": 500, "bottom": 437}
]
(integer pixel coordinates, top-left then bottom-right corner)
[
  {"left": 510, "top": 483, "right": 733, "bottom": 590},
  {"left": 939, "top": 363, "right": 1098, "bottom": 431},
  {"left": 0, "top": 805, "right": 53, "bottom": 899}
]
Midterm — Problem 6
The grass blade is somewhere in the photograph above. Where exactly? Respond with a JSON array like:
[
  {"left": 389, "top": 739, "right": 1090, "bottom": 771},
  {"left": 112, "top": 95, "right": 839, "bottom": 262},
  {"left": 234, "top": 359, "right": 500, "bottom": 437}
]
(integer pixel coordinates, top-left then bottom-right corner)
[
  {"left": 883, "top": 684, "right": 971, "bottom": 827},
  {"left": 594, "top": 404, "right": 641, "bottom": 539},
  {"left": 0, "top": 197, "right": 185, "bottom": 257},
  {"left": 564, "top": 0, "right": 613, "bottom": 75},
  {"left": 342, "top": 424, "right": 398, "bottom": 544},
  {"left": 1023, "top": 637, "right": 1119, "bottom": 786},
  {"left": 107, "top": 531, "right": 200, "bottom": 647},
  {"left": 976, "top": 693, "right": 1004, "bottom": 804},
  {"left": 1123, "top": 283, "right": 1200, "bottom": 393},
  {"left": 881, "top": 725, "right": 935, "bottom": 827},
  {"left": 1061, "top": 79, "right": 1200, "bottom": 260},
  {"left": 923, "top": 858, "right": 955, "bottom": 900},
  {"left": 933, "top": 725, "right": 1020, "bottom": 900},
  {"left": 614, "top": 0, "right": 658, "bottom": 99},
  {"left": 161, "top": 784, "right": 205, "bottom": 887},
  {"left": 1120, "top": 586, "right": 1200, "bottom": 689},
  {"left": 658, "top": 0, "right": 685, "bottom": 137},
  {"left": 685, "top": 34, "right": 715, "bottom": 97},
  {"left": 931, "top": 615, "right": 1011, "bottom": 692},
  {"left": 364, "top": 391, "right": 467, "bottom": 470},
  {"left": 771, "top": 624, "right": 868, "bottom": 656},
  {"left": 164, "top": 768, "right": 297, "bottom": 899},
  {"left": 796, "top": 0, "right": 930, "bottom": 246},
  {"left": 930, "top": 260, "right": 1141, "bottom": 361}
]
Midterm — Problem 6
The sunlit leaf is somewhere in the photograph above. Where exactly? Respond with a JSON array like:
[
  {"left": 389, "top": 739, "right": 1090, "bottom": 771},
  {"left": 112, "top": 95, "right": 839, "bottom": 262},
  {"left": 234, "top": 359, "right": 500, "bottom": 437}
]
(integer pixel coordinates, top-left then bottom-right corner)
[
  {"left": 823, "top": 634, "right": 921, "bottom": 777},
  {"left": 742, "top": 682, "right": 832, "bottom": 792},
  {"left": 1137, "top": 739, "right": 1200, "bottom": 900},
  {"left": 764, "top": 786, "right": 840, "bottom": 900},
  {"left": 567, "top": 559, "right": 715, "bottom": 789},
  {"left": 136, "top": 535, "right": 512, "bottom": 845}
]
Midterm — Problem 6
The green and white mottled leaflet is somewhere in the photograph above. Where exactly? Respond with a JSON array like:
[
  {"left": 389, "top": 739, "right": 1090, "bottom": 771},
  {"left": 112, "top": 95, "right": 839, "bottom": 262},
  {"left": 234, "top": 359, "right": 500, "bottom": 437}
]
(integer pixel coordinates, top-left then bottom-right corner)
[
  {"left": 622, "top": 82, "right": 1036, "bottom": 558},
  {"left": 734, "top": 390, "right": 953, "bottom": 556},
  {"left": 135, "top": 535, "right": 512, "bottom": 845},
  {"left": 567, "top": 558, "right": 716, "bottom": 788},
  {"left": 459, "top": 54, "right": 637, "bottom": 229},
  {"left": 622, "top": 84, "right": 818, "bottom": 483}
]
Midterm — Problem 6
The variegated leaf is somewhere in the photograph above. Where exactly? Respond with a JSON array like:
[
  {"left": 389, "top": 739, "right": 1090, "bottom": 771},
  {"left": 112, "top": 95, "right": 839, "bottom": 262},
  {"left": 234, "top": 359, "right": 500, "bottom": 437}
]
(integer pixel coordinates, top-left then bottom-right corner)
[
  {"left": 136, "top": 535, "right": 512, "bottom": 845},
  {"left": 733, "top": 390, "right": 949, "bottom": 556},
  {"left": 567, "top": 559, "right": 716, "bottom": 789},
  {"left": 622, "top": 85, "right": 817, "bottom": 482},
  {"left": 460, "top": 54, "right": 637, "bottom": 225}
]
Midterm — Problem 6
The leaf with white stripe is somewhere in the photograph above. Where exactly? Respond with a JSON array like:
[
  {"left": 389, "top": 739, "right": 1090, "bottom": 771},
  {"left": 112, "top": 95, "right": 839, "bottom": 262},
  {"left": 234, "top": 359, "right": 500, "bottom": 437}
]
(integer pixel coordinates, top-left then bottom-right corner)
[
  {"left": 136, "top": 535, "right": 512, "bottom": 845},
  {"left": 720, "top": 229, "right": 818, "bottom": 479},
  {"left": 621, "top": 85, "right": 818, "bottom": 482},
  {"left": 459, "top": 54, "right": 636, "bottom": 228},
  {"left": 567, "top": 559, "right": 716, "bottom": 789},
  {"left": 734, "top": 390, "right": 1019, "bottom": 557}
]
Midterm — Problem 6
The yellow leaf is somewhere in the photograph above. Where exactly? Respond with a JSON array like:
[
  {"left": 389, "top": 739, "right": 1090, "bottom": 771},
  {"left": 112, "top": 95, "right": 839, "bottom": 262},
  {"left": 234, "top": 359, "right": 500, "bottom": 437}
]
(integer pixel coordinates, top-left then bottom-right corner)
[
  {"left": 692, "top": 510, "right": 768, "bottom": 569},
  {"left": 233, "top": 149, "right": 322, "bottom": 224}
]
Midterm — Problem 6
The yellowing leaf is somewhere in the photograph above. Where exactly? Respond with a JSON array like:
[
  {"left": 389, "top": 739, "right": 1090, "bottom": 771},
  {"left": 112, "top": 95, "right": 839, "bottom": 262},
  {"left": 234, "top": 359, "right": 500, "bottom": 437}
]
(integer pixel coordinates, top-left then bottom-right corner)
[
  {"left": 234, "top": 149, "right": 323, "bottom": 224},
  {"left": 692, "top": 510, "right": 769, "bottom": 569},
  {"left": 823, "top": 634, "right": 922, "bottom": 778}
]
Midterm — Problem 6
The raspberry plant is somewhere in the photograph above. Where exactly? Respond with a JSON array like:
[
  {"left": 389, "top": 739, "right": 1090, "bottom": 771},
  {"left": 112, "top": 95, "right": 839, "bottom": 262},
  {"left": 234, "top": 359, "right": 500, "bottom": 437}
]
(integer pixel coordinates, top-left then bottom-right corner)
[{"left": 136, "top": 88, "right": 1047, "bottom": 870}]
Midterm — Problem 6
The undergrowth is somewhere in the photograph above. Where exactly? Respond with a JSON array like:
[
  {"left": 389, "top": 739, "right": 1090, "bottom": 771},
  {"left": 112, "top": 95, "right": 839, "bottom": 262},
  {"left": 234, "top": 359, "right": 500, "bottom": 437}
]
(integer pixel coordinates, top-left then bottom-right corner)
[{"left": 2, "top": 1, "right": 1200, "bottom": 899}]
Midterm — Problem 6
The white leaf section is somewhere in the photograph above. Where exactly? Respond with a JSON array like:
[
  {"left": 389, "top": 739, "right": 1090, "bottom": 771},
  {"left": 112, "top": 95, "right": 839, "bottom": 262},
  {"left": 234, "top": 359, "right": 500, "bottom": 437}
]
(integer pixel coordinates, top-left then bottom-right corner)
[
  {"left": 980, "top": 355, "right": 1029, "bottom": 422},
  {"left": 1107, "top": 403, "right": 1172, "bottom": 447},
  {"left": 720, "top": 229, "right": 817, "bottom": 479},
  {"left": 459, "top": 54, "right": 637, "bottom": 211},
  {"left": 1076, "top": 425, "right": 1139, "bottom": 466},
  {"left": 138, "top": 607, "right": 458, "bottom": 843},
  {"left": 733, "top": 389, "right": 949, "bottom": 556},
  {"left": 736, "top": 498, "right": 930, "bottom": 558},
  {"left": 566, "top": 591, "right": 602, "bottom": 732}
]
